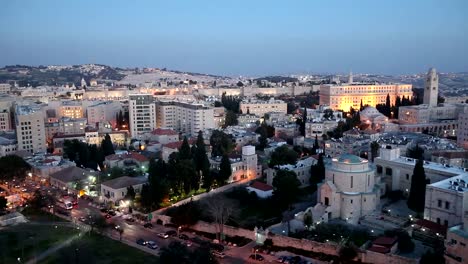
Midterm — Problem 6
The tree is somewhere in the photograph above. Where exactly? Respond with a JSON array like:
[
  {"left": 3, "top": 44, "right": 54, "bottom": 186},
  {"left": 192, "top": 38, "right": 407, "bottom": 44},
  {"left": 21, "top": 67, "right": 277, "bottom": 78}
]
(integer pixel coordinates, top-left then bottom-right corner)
[
  {"left": 370, "top": 141, "right": 380, "bottom": 162},
  {"left": 338, "top": 243, "right": 358, "bottom": 263},
  {"left": 224, "top": 110, "right": 238, "bottom": 127},
  {"left": 273, "top": 170, "right": 301, "bottom": 209},
  {"left": 124, "top": 186, "right": 136, "bottom": 201},
  {"left": 407, "top": 144, "right": 424, "bottom": 160},
  {"left": 194, "top": 131, "right": 211, "bottom": 189},
  {"left": 269, "top": 145, "right": 299, "bottom": 167},
  {"left": 0, "top": 196, "right": 8, "bottom": 212},
  {"left": 310, "top": 154, "right": 325, "bottom": 187},
  {"left": 298, "top": 107, "right": 307, "bottom": 136},
  {"left": 407, "top": 159, "right": 427, "bottom": 212},
  {"left": 101, "top": 134, "right": 115, "bottom": 157},
  {"left": 178, "top": 136, "right": 192, "bottom": 160},
  {"left": 303, "top": 211, "right": 313, "bottom": 229},
  {"left": 218, "top": 154, "right": 232, "bottom": 185},
  {"left": 160, "top": 241, "right": 191, "bottom": 264},
  {"left": 0, "top": 155, "right": 31, "bottom": 181},
  {"left": 236, "top": 81, "right": 244, "bottom": 87},
  {"left": 140, "top": 183, "right": 152, "bottom": 208},
  {"left": 108, "top": 166, "right": 124, "bottom": 179},
  {"left": 419, "top": 249, "right": 445, "bottom": 264},
  {"left": 192, "top": 245, "right": 218, "bottom": 264},
  {"left": 323, "top": 109, "right": 334, "bottom": 120},
  {"left": 204, "top": 195, "right": 238, "bottom": 242},
  {"left": 210, "top": 130, "right": 235, "bottom": 157},
  {"left": 166, "top": 201, "right": 201, "bottom": 227}
]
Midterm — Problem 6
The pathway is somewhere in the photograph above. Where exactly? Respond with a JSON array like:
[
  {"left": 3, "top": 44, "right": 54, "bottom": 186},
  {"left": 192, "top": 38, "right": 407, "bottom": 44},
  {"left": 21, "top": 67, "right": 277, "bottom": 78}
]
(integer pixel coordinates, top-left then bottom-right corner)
[{"left": 25, "top": 233, "right": 82, "bottom": 264}]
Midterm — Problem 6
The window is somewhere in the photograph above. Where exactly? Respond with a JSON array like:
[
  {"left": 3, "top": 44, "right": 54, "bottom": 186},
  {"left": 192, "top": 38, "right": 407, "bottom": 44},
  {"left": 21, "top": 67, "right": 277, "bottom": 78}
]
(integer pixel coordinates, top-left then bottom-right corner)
[
  {"left": 444, "top": 220, "right": 448, "bottom": 226},
  {"left": 350, "top": 199, "right": 353, "bottom": 204},
  {"left": 406, "top": 174, "right": 409, "bottom": 180},
  {"left": 445, "top": 201, "right": 450, "bottom": 210},
  {"left": 438, "top": 200, "right": 442, "bottom": 208},
  {"left": 385, "top": 168, "right": 393, "bottom": 176},
  {"left": 350, "top": 176, "right": 353, "bottom": 188},
  {"left": 376, "top": 165, "right": 383, "bottom": 174},
  {"left": 436, "top": 218, "right": 440, "bottom": 224}
]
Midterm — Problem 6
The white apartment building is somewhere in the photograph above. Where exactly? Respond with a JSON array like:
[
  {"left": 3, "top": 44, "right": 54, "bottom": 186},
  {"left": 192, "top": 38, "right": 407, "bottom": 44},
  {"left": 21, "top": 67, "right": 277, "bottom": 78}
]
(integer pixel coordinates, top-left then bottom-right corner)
[
  {"left": 15, "top": 105, "right": 47, "bottom": 153},
  {"left": 101, "top": 176, "right": 147, "bottom": 204},
  {"left": 265, "top": 156, "right": 316, "bottom": 187},
  {"left": 0, "top": 132, "right": 17, "bottom": 157},
  {"left": 375, "top": 146, "right": 468, "bottom": 196},
  {"left": 305, "top": 121, "right": 338, "bottom": 139},
  {"left": 58, "top": 117, "right": 87, "bottom": 135},
  {"left": 129, "top": 94, "right": 156, "bottom": 138},
  {"left": 156, "top": 100, "right": 215, "bottom": 136},
  {"left": 445, "top": 200, "right": 468, "bottom": 264},
  {"left": 0, "top": 83, "right": 11, "bottom": 94},
  {"left": 239, "top": 98, "right": 287, "bottom": 117},
  {"left": 0, "top": 110, "right": 12, "bottom": 131},
  {"left": 87, "top": 101, "right": 122, "bottom": 127},
  {"left": 457, "top": 107, "right": 468, "bottom": 150},
  {"left": 59, "top": 102, "right": 84, "bottom": 119},
  {"left": 319, "top": 74, "right": 413, "bottom": 111},
  {"left": 424, "top": 175, "right": 468, "bottom": 227}
]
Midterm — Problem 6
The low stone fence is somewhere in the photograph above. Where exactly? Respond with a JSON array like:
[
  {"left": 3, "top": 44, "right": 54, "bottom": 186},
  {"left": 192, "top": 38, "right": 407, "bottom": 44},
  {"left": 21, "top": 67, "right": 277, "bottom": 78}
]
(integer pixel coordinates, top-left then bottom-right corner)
[
  {"left": 190, "top": 221, "right": 255, "bottom": 239},
  {"left": 361, "top": 250, "right": 418, "bottom": 264},
  {"left": 268, "top": 233, "right": 340, "bottom": 256}
]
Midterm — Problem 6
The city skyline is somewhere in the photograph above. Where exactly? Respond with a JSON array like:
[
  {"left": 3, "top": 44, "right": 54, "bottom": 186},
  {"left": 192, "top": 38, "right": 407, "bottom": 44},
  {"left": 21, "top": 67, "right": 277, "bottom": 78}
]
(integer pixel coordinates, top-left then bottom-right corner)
[{"left": 1, "top": 0, "right": 468, "bottom": 76}]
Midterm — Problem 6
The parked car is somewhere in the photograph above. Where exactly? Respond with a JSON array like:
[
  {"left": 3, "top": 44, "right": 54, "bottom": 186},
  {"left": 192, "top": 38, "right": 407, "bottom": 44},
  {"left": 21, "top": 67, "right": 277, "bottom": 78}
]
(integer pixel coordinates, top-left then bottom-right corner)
[
  {"left": 179, "top": 234, "right": 189, "bottom": 240},
  {"left": 147, "top": 241, "right": 158, "bottom": 249},
  {"left": 79, "top": 216, "right": 86, "bottom": 222},
  {"left": 185, "top": 240, "right": 193, "bottom": 247},
  {"left": 212, "top": 251, "right": 225, "bottom": 258},
  {"left": 165, "top": 230, "right": 177, "bottom": 237},
  {"left": 125, "top": 218, "right": 135, "bottom": 223},
  {"left": 105, "top": 214, "right": 112, "bottom": 219},
  {"left": 143, "top": 223, "right": 153, "bottom": 229},
  {"left": 136, "top": 239, "right": 147, "bottom": 246},
  {"left": 157, "top": 233, "right": 169, "bottom": 239},
  {"left": 249, "top": 254, "right": 264, "bottom": 261}
]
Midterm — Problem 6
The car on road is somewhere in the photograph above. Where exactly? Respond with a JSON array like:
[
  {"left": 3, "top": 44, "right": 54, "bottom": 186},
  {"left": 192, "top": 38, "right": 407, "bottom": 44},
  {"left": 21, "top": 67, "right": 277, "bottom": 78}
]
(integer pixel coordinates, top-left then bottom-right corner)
[
  {"left": 105, "top": 214, "right": 112, "bottom": 219},
  {"left": 157, "top": 233, "right": 169, "bottom": 239},
  {"left": 79, "top": 216, "right": 86, "bottom": 222},
  {"left": 249, "top": 254, "right": 264, "bottom": 261},
  {"left": 185, "top": 240, "right": 193, "bottom": 247},
  {"left": 136, "top": 239, "right": 147, "bottom": 246},
  {"left": 212, "top": 251, "right": 225, "bottom": 258},
  {"left": 210, "top": 243, "right": 224, "bottom": 252},
  {"left": 179, "top": 234, "right": 189, "bottom": 240},
  {"left": 143, "top": 223, "right": 153, "bottom": 228},
  {"left": 114, "top": 225, "right": 121, "bottom": 230},
  {"left": 125, "top": 218, "right": 135, "bottom": 223},
  {"left": 165, "top": 230, "right": 177, "bottom": 237},
  {"left": 147, "top": 241, "right": 158, "bottom": 249}
]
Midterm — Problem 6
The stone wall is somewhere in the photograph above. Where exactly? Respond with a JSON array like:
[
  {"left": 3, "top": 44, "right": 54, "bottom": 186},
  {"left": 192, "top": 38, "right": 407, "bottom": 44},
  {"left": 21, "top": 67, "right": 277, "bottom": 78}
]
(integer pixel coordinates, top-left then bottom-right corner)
[
  {"left": 268, "top": 233, "right": 340, "bottom": 256},
  {"left": 361, "top": 250, "right": 418, "bottom": 264},
  {"left": 190, "top": 221, "right": 255, "bottom": 239}
]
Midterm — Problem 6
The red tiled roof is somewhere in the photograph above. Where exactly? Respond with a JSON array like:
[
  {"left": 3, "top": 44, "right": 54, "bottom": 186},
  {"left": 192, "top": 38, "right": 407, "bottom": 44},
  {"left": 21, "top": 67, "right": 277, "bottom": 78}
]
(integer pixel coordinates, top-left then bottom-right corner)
[
  {"left": 368, "top": 245, "right": 390, "bottom": 254},
  {"left": 249, "top": 181, "right": 273, "bottom": 192},
  {"left": 105, "top": 152, "right": 148, "bottom": 162},
  {"left": 151, "top": 128, "right": 178, "bottom": 136},
  {"left": 415, "top": 219, "right": 447, "bottom": 236},
  {"left": 373, "top": 236, "right": 397, "bottom": 246},
  {"left": 163, "top": 139, "right": 195, "bottom": 149}
]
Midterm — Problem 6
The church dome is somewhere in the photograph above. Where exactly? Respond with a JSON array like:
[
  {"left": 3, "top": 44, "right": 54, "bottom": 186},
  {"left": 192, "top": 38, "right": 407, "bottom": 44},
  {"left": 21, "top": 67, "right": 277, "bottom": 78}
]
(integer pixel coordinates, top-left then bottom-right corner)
[{"left": 337, "top": 154, "right": 365, "bottom": 164}]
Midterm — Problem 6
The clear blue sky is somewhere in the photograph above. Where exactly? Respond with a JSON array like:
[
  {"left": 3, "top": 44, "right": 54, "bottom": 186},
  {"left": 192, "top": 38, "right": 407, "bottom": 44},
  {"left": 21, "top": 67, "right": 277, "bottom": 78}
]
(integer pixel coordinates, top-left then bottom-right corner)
[{"left": 1, "top": 0, "right": 467, "bottom": 76}]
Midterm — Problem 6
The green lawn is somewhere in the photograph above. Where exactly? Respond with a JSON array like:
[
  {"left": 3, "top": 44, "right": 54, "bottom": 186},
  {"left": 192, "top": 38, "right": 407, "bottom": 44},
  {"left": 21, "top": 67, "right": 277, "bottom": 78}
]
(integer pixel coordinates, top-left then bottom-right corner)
[
  {"left": 0, "top": 223, "right": 79, "bottom": 264},
  {"left": 40, "top": 233, "right": 159, "bottom": 264}
]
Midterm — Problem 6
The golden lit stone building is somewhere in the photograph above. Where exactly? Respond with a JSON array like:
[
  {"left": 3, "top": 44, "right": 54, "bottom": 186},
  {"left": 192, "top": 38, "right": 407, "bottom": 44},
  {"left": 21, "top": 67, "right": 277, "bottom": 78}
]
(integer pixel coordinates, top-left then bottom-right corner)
[{"left": 319, "top": 75, "right": 412, "bottom": 111}]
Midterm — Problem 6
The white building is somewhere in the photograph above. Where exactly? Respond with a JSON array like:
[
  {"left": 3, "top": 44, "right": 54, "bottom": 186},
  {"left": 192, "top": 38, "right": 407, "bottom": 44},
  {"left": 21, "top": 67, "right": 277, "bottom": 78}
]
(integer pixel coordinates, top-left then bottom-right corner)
[
  {"left": 375, "top": 146, "right": 468, "bottom": 196},
  {"left": 87, "top": 101, "right": 122, "bottom": 127},
  {"left": 315, "top": 154, "right": 383, "bottom": 224},
  {"left": 15, "top": 105, "right": 47, "bottom": 153},
  {"left": 320, "top": 74, "right": 413, "bottom": 111},
  {"left": 0, "top": 83, "right": 11, "bottom": 94},
  {"left": 0, "top": 110, "right": 12, "bottom": 131},
  {"left": 210, "top": 145, "right": 260, "bottom": 183},
  {"left": 457, "top": 107, "right": 468, "bottom": 150},
  {"left": 129, "top": 94, "right": 157, "bottom": 138},
  {"left": 246, "top": 181, "right": 273, "bottom": 199},
  {"left": 143, "top": 128, "right": 179, "bottom": 145},
  {"left": 0, "top": 132, "right": 17, "bottom": 157},
  {"left": 239, "top": 98, "right": 287, "bottom": 117},
  {"left": 58, "top": 117, "right": 87, "bottom": 135},
  {"left": 265, "top": 157, "right": 316, "bottom": 187},
  {"left": 424, "top": 175, "right": 468, "bottom": 227},
  {"left": 100, "top": 176, "right": 147, "bottom": 204},
  {"left": 156, "top": 100, "right": 215, "bottom": 136}
]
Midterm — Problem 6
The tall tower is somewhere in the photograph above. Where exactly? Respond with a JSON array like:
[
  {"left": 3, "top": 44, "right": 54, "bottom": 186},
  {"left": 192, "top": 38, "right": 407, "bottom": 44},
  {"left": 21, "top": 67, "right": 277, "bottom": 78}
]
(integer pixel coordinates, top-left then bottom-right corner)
[
  {"left": 348, "top": 71, "right": 353, "bottom": 84},
  {"left": 129, "top": 94, "right": 156, "bottom": 138},
  {"left": 242, "top": 145, "right": 258, "bottom": 180},
  {"left": 423, "top": 68, "right": 438, "bottom": 107}
]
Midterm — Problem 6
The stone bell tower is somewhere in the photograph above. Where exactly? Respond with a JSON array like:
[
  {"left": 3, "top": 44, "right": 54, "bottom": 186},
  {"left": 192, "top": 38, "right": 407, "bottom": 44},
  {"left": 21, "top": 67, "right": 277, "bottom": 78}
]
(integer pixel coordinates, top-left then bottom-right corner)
[{"left": 423, "top": 68, "right": 438, "bottom": 107}]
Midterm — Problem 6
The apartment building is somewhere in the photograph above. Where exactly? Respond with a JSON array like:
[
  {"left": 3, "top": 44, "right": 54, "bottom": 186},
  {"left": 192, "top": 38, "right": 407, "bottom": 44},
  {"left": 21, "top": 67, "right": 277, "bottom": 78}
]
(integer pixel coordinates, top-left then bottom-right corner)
[
  {"left": 59, "top": 101, "right": 84, "bottom": 119},
  {"left": 15, "top": 105, "right": 47, "bottom": 153},
  {"left": 87, "top": 101, "right": 122, "bottom": 127},
  {"left": 129, "top": 94, "right": 156, "bottom": 138},
  {"left": 239, "top": 98, "right": 287, "bottom": 117},
  {"left": 210, "top": 145, "right": 260, "bottom": 183},
  {"left": 156, "top": 100, "right": 215, "bottom": 136},
  {"left": 0, "top": 83, "right": 11, "bottom": 94},
  {"left": 265, "top": 156, "right": 316, "bottom": 187}
]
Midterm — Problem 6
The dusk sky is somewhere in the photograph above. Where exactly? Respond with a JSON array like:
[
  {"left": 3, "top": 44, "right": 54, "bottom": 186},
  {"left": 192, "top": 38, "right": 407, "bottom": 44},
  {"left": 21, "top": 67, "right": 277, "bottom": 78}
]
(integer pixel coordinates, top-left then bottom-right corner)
[{"left": 1, "top": 0, "right": 467, "bottom": 76}]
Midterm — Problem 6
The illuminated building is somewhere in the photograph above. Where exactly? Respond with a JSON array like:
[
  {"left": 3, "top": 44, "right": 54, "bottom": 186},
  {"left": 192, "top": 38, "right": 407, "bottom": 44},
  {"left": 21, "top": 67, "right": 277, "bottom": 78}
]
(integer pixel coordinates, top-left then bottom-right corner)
[
  {"left": 129, "top": 94, "right": 157, "bottom": 138},
  {"left": 319, "top": 73, "right": 412, "bottom": 111}
]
